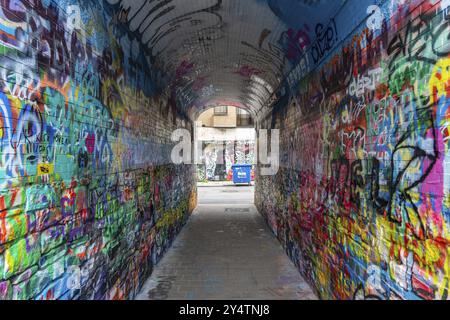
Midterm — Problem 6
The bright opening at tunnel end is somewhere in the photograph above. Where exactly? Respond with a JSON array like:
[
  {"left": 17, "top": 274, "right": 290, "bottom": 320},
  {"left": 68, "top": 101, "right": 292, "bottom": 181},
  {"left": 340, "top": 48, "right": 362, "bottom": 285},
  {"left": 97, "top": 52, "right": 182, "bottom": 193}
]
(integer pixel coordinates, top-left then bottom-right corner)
[{"left": 171, "top": 128, "right": 280, "bottom": 176}]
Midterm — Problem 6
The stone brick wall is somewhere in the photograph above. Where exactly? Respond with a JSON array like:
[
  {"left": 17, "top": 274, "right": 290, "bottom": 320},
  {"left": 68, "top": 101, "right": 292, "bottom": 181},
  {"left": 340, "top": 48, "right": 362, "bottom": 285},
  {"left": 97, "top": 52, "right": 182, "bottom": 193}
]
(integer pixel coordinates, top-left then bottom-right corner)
[
  {"left": 256, "top": 0, "right": 450, "bottom": 300},
  {"left": 0, "top": 1, "right": 196, "bottom": 300}
]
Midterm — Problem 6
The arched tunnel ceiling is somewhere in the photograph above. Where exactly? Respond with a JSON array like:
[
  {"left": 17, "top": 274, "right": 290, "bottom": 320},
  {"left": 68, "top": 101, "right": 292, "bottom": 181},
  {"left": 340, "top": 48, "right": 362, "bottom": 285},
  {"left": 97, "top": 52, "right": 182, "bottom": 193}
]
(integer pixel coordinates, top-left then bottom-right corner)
[{"left": 105, "top": 0, "right": 344, "bottom": 120}]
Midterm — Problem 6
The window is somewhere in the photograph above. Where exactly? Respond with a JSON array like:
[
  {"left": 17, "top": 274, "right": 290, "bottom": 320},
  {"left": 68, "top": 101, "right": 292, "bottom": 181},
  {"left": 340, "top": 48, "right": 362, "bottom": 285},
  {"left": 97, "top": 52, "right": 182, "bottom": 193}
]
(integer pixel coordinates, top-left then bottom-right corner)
[
  {"left": 237, "top": 108, "right": 253, "bottom": 127},
  {"left": 214, "top": 106, "right": 228, "bottom": 115}
]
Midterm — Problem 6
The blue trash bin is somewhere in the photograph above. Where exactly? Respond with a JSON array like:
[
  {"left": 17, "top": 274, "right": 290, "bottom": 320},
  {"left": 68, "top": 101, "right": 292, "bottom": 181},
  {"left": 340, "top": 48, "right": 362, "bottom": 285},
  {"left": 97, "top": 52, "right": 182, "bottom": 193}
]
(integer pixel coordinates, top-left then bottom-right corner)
[{"left": 232, "top": 164, "right": 252, "bottom": 185}]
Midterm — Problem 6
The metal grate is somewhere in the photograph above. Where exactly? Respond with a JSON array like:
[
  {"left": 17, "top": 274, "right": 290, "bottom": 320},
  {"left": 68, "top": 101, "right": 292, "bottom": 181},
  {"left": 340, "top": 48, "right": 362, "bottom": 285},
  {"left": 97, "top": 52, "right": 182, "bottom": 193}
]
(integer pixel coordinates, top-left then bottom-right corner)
[{"left": 225, "top": 208, "right": 250, "bottom": 213}]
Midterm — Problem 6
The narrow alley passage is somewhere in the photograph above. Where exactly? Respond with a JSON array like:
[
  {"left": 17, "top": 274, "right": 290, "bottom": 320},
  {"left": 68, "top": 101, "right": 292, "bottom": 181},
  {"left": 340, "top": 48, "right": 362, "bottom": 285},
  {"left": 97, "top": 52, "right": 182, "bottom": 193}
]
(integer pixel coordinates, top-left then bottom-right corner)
[
  {"left": 1, "top": 0, "right": 450, "bottom": 303},
  {"left": 136, "top": 185, "right": 316, "bottom": 300}
]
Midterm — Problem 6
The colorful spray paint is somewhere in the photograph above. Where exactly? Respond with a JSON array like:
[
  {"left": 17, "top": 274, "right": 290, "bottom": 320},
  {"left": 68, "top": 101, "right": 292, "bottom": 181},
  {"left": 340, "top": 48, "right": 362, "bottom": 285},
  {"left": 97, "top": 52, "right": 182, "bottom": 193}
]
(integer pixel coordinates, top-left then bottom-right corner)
[
  {"left": 256, "top": 0, "right": 450, "bottom": 300},
  {"left": 0, "top": 0, "right": 197, "bottom": 300},
  {"left": 198, "top": 141, "right": 255, "bottom": 181}
]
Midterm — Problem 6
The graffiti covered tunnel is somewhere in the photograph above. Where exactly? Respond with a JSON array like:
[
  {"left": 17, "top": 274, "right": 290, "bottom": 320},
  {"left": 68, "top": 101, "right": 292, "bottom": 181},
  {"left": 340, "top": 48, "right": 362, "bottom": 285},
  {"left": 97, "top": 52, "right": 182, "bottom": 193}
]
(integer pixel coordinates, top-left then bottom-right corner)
[{"left": 0, "top": 0, "right": 449, "bottom": 300}]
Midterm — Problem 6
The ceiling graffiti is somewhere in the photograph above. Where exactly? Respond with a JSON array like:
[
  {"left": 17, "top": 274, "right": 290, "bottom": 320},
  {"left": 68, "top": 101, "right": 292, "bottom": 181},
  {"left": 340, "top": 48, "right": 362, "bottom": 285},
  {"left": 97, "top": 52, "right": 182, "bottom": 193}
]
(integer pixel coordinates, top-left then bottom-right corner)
[{"left": 104, "top": 0, "right": 344, "bottom": 118}]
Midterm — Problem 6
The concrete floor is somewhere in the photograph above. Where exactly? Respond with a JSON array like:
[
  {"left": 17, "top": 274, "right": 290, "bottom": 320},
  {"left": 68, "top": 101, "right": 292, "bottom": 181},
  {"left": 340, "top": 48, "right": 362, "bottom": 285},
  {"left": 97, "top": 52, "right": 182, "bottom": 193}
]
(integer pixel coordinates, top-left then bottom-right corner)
[{"left": 135, "top": 185, "right": 317, "bottom": 300}]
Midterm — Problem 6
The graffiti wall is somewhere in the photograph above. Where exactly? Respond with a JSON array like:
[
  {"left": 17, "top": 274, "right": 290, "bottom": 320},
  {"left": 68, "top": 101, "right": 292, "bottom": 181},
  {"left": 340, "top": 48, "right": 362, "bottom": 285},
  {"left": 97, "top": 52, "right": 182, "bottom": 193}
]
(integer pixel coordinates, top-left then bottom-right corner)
[
  {"left": 198, "top": 141, "right": 255, "bottom": 181},
  {"left": 0, "top": 1, "right": 196, "bottom": 300},
  {"left": 256, "top": 0, "right": 450, "bottom": 300}
]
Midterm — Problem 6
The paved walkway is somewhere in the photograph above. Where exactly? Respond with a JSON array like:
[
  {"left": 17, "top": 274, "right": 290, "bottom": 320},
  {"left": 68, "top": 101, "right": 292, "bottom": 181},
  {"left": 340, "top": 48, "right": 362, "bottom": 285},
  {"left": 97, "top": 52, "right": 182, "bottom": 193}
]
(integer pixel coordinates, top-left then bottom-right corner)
[{"left": 135, "top": 186, "right": 317, "bottom": 300}]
